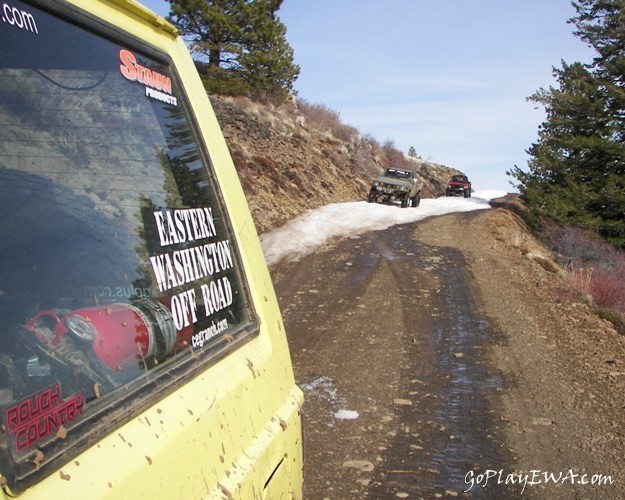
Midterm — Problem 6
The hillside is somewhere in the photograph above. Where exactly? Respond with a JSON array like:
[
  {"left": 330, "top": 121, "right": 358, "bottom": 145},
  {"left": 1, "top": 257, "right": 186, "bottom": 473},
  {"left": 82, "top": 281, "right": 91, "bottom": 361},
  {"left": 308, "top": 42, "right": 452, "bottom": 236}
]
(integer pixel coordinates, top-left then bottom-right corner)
[{"left": 210, "top": 95, "right": 464, "bottom": 234}]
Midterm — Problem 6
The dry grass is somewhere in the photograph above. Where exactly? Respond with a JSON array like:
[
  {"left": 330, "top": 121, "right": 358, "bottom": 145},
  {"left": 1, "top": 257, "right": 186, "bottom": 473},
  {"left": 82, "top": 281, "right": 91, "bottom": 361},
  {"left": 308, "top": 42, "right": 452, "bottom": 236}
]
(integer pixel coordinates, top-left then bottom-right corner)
[
  {"left": 543, "top": 221, "right": 625, "bottom": 330},
  {"left": 296, "top": 99, "right": 358, "bottom": 142},
  {"left": 588, "top": 266, "right": 625, "bottom": 314}
]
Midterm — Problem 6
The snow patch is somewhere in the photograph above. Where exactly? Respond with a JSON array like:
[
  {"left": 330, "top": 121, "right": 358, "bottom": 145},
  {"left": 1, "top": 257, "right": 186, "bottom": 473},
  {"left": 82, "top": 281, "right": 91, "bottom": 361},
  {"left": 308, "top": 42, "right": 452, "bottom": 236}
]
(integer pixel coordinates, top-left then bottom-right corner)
[
  {"left": 334, "top": 409, "right": 359, "bottom": 420},
  {"left": 261, "top": 190, "right": 506, "bottom": 265}
]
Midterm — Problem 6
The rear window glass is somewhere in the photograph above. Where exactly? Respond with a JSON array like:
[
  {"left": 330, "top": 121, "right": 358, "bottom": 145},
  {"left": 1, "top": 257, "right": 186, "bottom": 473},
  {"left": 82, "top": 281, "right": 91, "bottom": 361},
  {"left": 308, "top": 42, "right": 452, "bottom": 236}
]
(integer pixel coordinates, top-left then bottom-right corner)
[{"left": 0, "top": 1, "right": 255, "bottom": 489}]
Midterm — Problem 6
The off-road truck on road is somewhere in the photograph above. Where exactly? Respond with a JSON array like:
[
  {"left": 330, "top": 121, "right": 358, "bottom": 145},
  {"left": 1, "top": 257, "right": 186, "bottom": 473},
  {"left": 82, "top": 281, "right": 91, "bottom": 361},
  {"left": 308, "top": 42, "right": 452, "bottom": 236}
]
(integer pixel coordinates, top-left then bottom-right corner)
[
  {"left": 367, "top": 168, "right": 423, "bottom": 207},
  {"left": 445, "top": 175, "right": 472, "bottom": 197}
]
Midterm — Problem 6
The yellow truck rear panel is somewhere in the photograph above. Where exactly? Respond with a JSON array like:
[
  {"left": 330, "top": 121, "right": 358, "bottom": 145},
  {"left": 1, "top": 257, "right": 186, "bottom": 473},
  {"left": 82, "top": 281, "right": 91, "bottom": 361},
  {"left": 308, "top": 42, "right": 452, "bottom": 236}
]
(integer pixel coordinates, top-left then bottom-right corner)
[{"left": 0, "top": 1, "right": 303, "bottom": 497}]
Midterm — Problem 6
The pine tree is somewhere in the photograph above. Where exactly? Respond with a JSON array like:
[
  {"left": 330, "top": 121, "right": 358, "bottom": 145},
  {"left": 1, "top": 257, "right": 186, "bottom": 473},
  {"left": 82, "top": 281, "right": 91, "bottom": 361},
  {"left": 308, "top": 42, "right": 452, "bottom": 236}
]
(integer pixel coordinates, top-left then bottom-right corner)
[
  {"left": 168, "top": 0, "right": 244, "bottom": 69},
  {"left": 167, "top": 0, "right": 298, "bottom": 100},
  {"left": 572, "top": 0, "right": 625, "bottom": 142},
  {"left": 237, "top": 1, "right": 299, "bottom": 101},
  {"left": 508, "top": 0, "right": 625, "bottom": 247}
]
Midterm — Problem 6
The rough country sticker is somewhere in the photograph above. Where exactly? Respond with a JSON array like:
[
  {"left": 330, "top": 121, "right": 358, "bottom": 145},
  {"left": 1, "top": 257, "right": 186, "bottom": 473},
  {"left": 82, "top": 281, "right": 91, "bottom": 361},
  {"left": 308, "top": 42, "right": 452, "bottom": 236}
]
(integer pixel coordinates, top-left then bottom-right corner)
[
  {"left": 119, "top": 48, "right": 178, "bottom": 106},
  {"left": 4, "top": 384, "right": 84, "bottom": 457}
]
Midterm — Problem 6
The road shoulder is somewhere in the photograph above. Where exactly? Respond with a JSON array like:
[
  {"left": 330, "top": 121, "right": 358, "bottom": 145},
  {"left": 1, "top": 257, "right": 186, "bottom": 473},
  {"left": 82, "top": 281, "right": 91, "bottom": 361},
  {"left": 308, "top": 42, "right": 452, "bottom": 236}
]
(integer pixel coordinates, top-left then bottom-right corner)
[{"left": 416, "top": 208, "right": 625, "bottom": 499}]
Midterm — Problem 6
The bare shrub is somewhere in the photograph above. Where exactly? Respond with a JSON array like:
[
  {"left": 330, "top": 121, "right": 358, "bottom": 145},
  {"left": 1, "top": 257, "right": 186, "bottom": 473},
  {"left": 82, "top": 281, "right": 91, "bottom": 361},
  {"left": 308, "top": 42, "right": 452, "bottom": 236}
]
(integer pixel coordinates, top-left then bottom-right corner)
[
  {"left": 349, "top": 135, "right": 417, "bottom": 180},
  {"left": 297, "top": 99, "right": 342, "bottom": 132},
  {"left": 544, "top": 220, "right": 625, "bottom": 330},
  {"left": 590, "top": 266, "right": 625, "bottom": 315},
  {"left": 562, "top": 267, "right": 594, "bottom": 305},
  {"left": 562, "top": 265, "right": 625, "bottom": 316},
  {"left": 332, "top": 122, "right": 358, "bottom": 142},
  {"left": 541, "top": 220, "right": 622, "bottom": 270},
  {"left": 231, "top": 95, "right": 255, "bottom": 111},
  {"left": 380, "top": 140, "right": 403, "bottom": 168},
  {"left": 326, "top": 149, "right": 348, "bottom": 170},
  {"left": 295, "top": 99, "right": 356, "bottom": 141},
  {"left": 379, "top": 139, "right": 415, "bottom": 171},
  {"left": 351, "top": 133, "right": 381, "bottom": 178}
]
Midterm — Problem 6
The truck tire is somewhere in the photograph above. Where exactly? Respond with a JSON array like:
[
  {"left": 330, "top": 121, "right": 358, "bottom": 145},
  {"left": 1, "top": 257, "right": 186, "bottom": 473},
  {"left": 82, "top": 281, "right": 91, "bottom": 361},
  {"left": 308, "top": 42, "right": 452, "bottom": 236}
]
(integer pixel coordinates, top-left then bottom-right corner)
[
  {"left": 412, "top": 192, "right": 421, "bottom": 207},
  {"left": 401, "top": 193, "right": 410, "bottom": 208}
]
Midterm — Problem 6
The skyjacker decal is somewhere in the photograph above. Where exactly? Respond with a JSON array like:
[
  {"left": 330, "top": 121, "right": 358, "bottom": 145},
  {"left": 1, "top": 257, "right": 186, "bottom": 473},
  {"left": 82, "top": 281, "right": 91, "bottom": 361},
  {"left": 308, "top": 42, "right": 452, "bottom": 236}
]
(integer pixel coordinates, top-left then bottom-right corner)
[{"left": 119, "top": 49, "right": 178, "bottom": 106}]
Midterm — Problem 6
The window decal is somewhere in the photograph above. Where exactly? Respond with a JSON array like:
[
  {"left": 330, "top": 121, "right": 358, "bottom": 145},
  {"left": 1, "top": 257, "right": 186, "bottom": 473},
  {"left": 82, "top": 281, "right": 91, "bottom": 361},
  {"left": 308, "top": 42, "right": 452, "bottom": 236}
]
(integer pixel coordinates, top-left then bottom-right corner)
[
  {"left": 4, "top": 384, "right": 84, "bottom": 457},
  {"left": 119, "top": 48, "right": 178, "bottom": 106},
  {"left": 149, "top": 207, "right": 235, "bottom": 337},
  {"left": 1, "top": 2, "right": 39, "bottom": 34}
]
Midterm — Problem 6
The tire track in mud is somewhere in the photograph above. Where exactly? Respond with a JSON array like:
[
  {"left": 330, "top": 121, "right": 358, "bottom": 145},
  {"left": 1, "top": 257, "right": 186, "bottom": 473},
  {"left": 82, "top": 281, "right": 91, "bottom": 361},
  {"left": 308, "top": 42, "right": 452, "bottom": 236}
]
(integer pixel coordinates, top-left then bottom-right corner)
[
  {"left": 363, "top": 224, "right": 512, "bottom": 498},
  {"left": 272, "top": 220, "right": 513, "bottom": 499}
]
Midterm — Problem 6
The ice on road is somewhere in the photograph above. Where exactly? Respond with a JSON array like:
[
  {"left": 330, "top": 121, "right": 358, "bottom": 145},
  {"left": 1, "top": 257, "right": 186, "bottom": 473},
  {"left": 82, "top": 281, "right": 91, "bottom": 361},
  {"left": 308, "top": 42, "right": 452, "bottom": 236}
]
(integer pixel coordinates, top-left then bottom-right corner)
[{"left": 261, "top": 190, "right": 507, "bottom": 265}]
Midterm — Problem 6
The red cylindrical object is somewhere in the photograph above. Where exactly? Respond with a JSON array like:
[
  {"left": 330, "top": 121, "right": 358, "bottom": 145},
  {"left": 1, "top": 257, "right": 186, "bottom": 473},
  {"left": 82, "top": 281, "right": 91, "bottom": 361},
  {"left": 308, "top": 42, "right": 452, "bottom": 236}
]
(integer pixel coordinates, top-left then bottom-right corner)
[{"left": 66, "top": 300, "right": 181, "bottom": 370}]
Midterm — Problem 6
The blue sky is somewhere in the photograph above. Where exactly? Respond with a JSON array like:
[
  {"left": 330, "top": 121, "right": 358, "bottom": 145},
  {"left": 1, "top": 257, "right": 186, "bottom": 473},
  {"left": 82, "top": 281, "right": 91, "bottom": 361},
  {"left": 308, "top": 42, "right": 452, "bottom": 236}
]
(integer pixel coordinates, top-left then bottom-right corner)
[{"left": 142, "top": 1, "right": 595, "bottom": 192}]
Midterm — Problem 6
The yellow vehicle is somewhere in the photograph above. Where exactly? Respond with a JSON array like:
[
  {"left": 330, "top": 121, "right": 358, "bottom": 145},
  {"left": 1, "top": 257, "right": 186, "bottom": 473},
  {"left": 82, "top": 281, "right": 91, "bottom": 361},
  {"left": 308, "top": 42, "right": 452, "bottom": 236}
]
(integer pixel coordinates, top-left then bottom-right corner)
[{"left": 0, "top": 1, "right": 303, "bottom": 497}]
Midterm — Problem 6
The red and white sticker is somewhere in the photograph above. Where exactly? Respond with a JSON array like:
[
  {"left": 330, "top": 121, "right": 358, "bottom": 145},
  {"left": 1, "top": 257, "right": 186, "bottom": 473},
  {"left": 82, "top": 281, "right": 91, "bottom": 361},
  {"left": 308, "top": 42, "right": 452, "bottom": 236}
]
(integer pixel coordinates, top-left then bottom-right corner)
[
  {"left": 4, "top": 384, "right": 84, "bottom": 456},
  {"left": 119, "top": 49, "right": 178, "bottom": 106}
]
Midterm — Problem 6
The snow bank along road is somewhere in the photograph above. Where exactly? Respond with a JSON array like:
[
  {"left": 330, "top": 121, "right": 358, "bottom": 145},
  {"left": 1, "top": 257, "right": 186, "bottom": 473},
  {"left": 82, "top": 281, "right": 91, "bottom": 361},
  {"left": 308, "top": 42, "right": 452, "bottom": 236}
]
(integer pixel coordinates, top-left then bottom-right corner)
[{"left": 260, "top": 190, "right": 505, "bottom": 266}]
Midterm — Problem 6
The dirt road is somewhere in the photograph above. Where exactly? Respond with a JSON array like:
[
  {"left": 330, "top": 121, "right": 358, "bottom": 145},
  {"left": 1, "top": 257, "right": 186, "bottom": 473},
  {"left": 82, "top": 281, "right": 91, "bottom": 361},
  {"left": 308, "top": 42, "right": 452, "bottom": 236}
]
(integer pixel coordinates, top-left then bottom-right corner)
[{"left": 271, "top": 207, "right": 625, "bottom": 499}]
